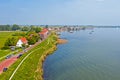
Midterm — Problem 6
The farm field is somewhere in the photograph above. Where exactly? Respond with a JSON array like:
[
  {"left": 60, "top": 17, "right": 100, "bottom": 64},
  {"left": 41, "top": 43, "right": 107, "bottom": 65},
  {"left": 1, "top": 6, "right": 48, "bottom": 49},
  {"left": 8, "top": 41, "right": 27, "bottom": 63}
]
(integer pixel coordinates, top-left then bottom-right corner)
[
  {"left": 0, "top": 32, "right": 15, "bottom": 48},
  {"left": 0, "top": 32, "right": 15, "bottom": 61},
  {"left": 0, "top": 50, "right": 11, "bottom": 59},
  {"left": 0, "top": 49, "right": 22, "bottom": 62},
  {"left": 0, "top": 33, "right": 57, "bottom": 80}
]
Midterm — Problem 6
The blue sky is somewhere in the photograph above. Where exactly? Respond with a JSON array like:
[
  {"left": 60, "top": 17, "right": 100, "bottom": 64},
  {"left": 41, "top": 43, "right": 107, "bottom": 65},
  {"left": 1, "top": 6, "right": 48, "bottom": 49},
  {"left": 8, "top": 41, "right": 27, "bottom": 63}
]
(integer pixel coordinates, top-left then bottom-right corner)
[{"left": 0, "top": 0, "right": 120, "bottom": 25}]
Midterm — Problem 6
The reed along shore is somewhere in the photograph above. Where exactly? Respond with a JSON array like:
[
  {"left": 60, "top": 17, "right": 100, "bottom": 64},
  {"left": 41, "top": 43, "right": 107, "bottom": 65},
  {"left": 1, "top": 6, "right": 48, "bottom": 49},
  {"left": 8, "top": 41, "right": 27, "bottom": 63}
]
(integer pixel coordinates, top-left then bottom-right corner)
[
  {"left": 36, "top": 33, "right": 58, "bottom": 80},
  {"left": 38, "top": 33, "right": 68, "bottom": 80}
]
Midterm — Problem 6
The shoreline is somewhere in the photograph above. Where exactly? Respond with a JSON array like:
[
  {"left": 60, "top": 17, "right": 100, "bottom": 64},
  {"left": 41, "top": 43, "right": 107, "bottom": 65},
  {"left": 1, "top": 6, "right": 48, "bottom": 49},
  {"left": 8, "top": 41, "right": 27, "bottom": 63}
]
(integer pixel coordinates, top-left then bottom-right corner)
[
  {"left": 38, "top": 45, "right": 57, "bottom": 80},
  {"left": 35, "top": 33, "right": 58, "bottom": 80},
  {"left": 57, "top": 39, "right": 68, "bottom": 44},
  {"left": 38, "top": 38, "right": 68, "bottom": 79}
]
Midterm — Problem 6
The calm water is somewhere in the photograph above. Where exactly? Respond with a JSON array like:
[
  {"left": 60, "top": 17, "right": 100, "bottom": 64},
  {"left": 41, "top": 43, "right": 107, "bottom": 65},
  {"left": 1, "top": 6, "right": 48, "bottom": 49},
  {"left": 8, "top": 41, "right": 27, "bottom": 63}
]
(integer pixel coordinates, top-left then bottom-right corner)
[{"left": 43, "top": 28, "right": 120, "bottom": 80}]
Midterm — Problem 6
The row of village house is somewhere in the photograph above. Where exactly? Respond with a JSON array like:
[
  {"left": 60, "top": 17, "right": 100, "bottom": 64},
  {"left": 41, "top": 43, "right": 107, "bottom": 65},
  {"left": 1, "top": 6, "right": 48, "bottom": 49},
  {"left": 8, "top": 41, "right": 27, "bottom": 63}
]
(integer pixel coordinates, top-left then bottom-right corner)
[{"left": 16, "top": 28, "right": 49, "bottom": 47}]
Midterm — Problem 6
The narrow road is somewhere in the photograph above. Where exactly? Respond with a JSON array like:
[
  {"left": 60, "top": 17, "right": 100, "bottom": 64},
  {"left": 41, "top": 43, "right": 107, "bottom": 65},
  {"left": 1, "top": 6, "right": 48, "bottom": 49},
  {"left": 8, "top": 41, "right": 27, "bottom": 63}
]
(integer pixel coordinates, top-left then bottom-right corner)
[{"left": 0, "top": 57, "right": 17, "bottom": 74}]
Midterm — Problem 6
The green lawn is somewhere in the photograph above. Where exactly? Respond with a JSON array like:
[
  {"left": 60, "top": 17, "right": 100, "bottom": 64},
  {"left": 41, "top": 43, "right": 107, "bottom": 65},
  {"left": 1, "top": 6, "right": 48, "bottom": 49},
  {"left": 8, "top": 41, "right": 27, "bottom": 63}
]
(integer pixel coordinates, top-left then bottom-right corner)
[
  {"left": 0, "top": 32, "right": 15, "bottom": 48},
  {"left": 0, "top": 33, "right": 57, "bottom": 80},
  {"left": 0, "top": 32, "right": 15, "bottom": 61},
  {"left": 0, "top": 49, "right": 22, "bottom": 62},
  {"left": 0, "top": 50, "right": 11, "bottom": 57}
]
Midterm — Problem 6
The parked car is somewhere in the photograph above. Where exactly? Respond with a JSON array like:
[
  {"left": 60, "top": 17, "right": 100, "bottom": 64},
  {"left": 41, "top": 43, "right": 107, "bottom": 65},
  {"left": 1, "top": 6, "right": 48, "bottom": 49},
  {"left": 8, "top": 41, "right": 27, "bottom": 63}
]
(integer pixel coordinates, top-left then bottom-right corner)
[
  {"left": 3, "top": 68, "right": 8, "bottom": 72},
  {"left": 5, "top": 54, "right": 13, "bottom": 59},
  {"left": 17, "top": 54, "right": 23, "bottom": 58},
  {"left": 24, "top": 49, "right": 27, "bottom": 52}
]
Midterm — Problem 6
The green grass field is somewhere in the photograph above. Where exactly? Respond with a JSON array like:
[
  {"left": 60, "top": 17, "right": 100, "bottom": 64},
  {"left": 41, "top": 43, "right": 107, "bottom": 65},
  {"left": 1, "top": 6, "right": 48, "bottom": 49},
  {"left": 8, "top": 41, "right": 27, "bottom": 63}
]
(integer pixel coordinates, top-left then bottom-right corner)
[
  {"left": 0, "top": 49, "right": 22, "bottom": 62},
  {"left": 0, "top": 33, "right": 57, "bottom": 80},
  {"left": 0, "top": 32, "right": 15, "bottom": 48},
  {"left": 0, "top": 32, "right": 15, "bottom": 61},
  {"left": 0, "top": 50, "right": 11, "bottom": 58}
]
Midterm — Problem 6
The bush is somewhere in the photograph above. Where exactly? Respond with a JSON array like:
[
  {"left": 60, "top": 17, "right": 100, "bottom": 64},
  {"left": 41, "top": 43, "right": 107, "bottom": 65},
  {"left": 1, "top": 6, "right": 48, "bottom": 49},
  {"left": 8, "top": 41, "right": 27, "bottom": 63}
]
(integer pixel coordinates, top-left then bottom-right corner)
[
  {"left": 26, "top": 32, "right": 40, "bottom": 45},
  {"left": 4, "top": 37, "right": 18, "bottom": 47},
  {"left": 12, "top": 32, "right": 26, "bottom": 37},
  {"left": 1, "top": 46, "right": 9, "bottom": 50}
]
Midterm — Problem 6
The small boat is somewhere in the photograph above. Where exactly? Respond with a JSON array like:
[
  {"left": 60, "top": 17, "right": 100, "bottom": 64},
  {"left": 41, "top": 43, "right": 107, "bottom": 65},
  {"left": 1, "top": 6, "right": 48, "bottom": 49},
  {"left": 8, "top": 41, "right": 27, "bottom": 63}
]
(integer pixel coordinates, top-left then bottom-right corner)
[{"left": 69, "top": 31, "right": 73, "bottom": 33}]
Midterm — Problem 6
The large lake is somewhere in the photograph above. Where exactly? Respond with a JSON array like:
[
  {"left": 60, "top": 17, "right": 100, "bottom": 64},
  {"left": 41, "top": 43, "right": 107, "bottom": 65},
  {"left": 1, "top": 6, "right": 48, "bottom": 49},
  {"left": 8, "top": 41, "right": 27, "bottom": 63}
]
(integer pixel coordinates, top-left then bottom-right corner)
[{"left": 43, "top": 28, "right": 120, "bottom": 80}]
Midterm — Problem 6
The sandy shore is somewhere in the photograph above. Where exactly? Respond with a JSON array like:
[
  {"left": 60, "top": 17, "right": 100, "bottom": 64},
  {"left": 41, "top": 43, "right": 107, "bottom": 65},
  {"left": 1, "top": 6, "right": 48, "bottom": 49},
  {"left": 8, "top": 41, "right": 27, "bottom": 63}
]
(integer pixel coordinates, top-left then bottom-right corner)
[{"left": 57, "top": 39, "right": 68, "bottom": 44}]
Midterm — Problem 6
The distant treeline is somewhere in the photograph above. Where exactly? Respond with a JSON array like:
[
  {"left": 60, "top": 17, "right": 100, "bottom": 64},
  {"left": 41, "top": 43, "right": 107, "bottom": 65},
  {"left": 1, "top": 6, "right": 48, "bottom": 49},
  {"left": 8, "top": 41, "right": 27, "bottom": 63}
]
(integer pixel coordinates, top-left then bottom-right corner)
[
  {"left": 0, "top": 24, "right": 20, "bottom": 31},
  {"left": 0, "top": 24, "right": 44, "bottom": 31}
]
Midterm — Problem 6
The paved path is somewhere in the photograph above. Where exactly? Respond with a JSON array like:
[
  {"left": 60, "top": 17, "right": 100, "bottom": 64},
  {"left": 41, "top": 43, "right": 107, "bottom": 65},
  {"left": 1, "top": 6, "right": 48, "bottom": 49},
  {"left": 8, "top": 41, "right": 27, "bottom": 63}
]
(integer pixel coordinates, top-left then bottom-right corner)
[{"left": 0, "top": 57, "right": 17, "bottom": 74}]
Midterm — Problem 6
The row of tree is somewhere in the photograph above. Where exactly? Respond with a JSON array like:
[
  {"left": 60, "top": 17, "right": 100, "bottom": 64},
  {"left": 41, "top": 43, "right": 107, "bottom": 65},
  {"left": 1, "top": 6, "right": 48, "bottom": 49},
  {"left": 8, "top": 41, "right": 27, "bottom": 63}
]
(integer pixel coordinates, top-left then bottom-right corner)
[
  {"left": 0, "top": 24, "right": 42, "bottom": 31},
  {"left": 0, "top": 24, "right": 20, "bottom": 31}
]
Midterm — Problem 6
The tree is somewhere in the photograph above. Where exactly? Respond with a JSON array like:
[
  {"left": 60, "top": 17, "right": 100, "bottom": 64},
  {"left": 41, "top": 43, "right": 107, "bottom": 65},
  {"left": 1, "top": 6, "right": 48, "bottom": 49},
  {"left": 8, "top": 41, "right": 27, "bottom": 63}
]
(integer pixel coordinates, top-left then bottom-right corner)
[
  {"left": 27, "top": 36, "right": 36, "bottom": 45},
  {"left": 35, "top": 27, "right": 42, "bottom": 33},
  {"left": 4, "top": 37, "right": 18, "bottom": 47},
  {"left": 21, "top": 26, "right": 30, "bottom": 31},
  {"left": 27, "top": 25, "right": 42, "bottom": 33},
  {"left": 26, "top": 32, "right": 40, "bottom": 45},
  {"left": 12, "top": 24, "right": 20, "bottom": 31},
  {"left": 5, "top": 25, "right": 11, "bottom": 31},
  {"left": 29, "top": 25, "right": 36, "bottom": 32},
  {"left": 12, "top": 32, "right": 26, "bottom": 37},
  {"left": 0, "top": 25, "right": 11, "bottom": 31},
  {"left": 45, "top": 25, "right": 48, "bottom": 28}
]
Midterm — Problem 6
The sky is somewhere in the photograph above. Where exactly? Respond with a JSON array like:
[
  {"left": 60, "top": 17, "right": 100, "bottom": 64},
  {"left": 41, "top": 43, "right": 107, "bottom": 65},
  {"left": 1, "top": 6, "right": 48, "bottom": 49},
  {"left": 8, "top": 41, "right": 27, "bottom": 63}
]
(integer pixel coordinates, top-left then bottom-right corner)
[{"left": 0, "top": 0, "right": 120, "bottom": 25}]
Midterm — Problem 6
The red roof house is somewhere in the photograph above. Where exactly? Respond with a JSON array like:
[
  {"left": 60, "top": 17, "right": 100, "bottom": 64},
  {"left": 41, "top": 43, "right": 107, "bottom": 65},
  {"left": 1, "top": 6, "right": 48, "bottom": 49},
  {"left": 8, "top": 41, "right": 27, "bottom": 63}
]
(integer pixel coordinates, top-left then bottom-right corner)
[
  {"left": 20, "top": 37, "right": 28, "bottom": 44},
  {"left": 39, "top": 28, "right": 49, "bottom": 40},
  {"left": 16, "top": 37, "right": 28, "bottom": 47}
]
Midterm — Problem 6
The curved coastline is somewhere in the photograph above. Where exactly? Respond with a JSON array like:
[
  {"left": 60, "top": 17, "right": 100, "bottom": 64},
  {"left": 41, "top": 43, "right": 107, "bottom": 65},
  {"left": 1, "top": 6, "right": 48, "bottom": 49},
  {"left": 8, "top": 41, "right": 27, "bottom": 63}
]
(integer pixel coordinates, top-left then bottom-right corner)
[
  {"left": 39, "top": 38, "right": 68, "bottom": 80},
  {"left": 38, "top": 45, "right": 57, "bottom": 80},
  {"left": 37, "top": 33, "right": 58, "bottom": 80}
]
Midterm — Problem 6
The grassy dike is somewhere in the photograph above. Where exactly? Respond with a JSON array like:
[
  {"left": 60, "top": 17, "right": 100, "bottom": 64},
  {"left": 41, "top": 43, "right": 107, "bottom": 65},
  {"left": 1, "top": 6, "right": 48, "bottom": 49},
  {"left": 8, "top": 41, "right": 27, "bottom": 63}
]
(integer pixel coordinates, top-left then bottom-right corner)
[{"left": 0, "top": 32, "right": 58, "bottom": 80}]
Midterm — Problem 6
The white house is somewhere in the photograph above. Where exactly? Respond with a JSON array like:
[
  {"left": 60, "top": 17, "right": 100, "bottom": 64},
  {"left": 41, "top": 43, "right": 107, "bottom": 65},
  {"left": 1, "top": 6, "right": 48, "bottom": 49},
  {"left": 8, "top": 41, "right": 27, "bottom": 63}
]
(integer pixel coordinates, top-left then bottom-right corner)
[{"left": 16, "top": 37, "right": 28, "bottom": 47}]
